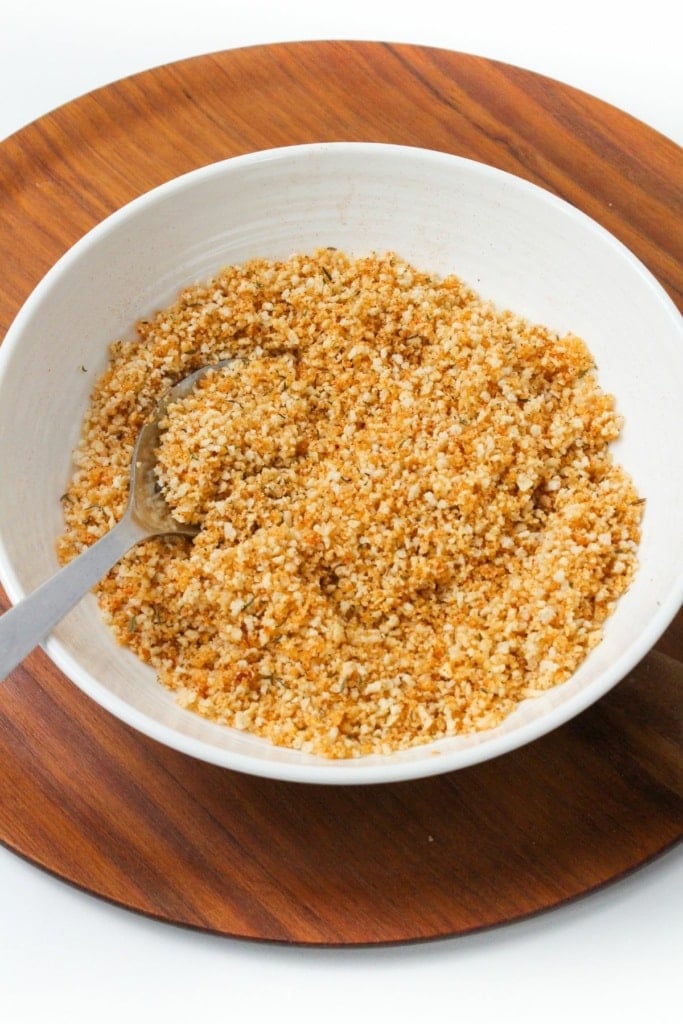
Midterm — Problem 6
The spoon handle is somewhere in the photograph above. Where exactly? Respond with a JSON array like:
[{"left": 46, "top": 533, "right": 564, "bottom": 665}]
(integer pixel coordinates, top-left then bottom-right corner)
[{"left": 0, "top": 513, "right": 148, "bottom": 682}]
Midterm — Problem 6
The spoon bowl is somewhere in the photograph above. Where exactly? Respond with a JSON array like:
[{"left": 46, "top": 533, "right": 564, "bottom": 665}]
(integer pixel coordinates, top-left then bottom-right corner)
[{"left": 0, "top": 362, "right": 231, "bottom": 681}]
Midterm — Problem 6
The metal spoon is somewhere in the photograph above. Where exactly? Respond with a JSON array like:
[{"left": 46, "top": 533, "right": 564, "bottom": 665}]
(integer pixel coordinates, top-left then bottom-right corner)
[{"left": 0, "top": 361, "right": 233, "bottom": 682}]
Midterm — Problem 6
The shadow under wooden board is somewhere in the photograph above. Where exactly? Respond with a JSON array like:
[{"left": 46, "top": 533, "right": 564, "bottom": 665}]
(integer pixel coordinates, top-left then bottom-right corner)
[{"left": 0, "top": 41, "right": 681, "bottom": 945}]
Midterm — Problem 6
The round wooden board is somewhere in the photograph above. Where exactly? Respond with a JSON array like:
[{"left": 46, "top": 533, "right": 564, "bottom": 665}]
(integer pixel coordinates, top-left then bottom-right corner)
[{"left": 0, "top": 41, "right": 681, "bottom": 945}]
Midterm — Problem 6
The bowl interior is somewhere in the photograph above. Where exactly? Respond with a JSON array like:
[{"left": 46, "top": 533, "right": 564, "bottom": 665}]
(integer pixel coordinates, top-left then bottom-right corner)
[{"left": 1, "top": 143, "right": 682, "bottom": 783}]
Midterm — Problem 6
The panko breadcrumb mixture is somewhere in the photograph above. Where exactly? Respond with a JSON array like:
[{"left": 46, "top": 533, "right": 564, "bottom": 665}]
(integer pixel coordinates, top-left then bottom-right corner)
[{"left": 57, "top": 249, "right": 643, "bottom": 757}]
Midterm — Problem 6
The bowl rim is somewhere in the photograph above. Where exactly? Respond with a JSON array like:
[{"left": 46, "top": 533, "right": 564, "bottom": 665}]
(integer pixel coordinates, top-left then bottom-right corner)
[{"left": 1, "top": 140, "right": 682, "bottom": 784}]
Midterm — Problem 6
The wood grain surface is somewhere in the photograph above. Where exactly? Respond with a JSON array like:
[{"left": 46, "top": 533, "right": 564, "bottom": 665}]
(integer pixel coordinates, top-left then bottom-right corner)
[{"left": 0, "top": 41, "right": 681, "bottom": 945}]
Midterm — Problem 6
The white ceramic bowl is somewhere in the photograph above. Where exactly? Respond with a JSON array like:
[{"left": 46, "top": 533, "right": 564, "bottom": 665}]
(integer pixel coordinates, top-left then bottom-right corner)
[{"left": 1, "top": 142, "right": 681, "bottom": 784}]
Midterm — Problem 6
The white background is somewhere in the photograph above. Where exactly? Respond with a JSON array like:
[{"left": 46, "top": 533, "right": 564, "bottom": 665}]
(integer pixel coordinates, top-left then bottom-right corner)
[{"left": 0, "top": 2, "right": 681, "bottom": 1022}]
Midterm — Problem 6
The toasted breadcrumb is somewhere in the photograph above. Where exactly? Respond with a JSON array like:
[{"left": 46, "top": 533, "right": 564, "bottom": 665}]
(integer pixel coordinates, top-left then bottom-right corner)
[{"left": 57, "top": 249, "right": 642, "bottom": 757}]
